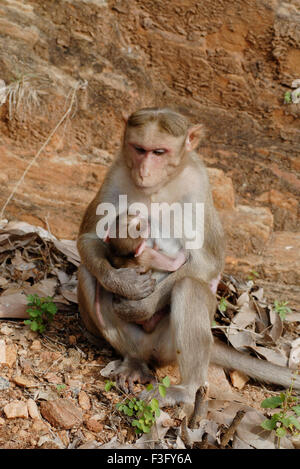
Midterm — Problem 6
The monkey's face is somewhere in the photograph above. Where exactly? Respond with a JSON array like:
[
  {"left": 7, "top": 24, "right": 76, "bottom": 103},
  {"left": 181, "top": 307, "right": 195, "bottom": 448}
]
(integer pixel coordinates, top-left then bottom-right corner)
[{"left": 124, "top": 123, "right": 186, "bottom": 190}]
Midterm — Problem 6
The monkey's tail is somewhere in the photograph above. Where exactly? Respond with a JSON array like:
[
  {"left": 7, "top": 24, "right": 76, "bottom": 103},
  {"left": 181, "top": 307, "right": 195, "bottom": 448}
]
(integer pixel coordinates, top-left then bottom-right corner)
[{"left": 212, "top": 340, "right": 300, "bottom": 391}]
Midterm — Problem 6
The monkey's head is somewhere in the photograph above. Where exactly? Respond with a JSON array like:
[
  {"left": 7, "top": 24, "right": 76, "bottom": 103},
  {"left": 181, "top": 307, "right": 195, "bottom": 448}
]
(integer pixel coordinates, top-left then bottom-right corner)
[
  {"left": 123, "top": 108, "right": 204, "bottom": 192},
  {"left": 106, "top": 214, "right": 149, "bottom": 257}
]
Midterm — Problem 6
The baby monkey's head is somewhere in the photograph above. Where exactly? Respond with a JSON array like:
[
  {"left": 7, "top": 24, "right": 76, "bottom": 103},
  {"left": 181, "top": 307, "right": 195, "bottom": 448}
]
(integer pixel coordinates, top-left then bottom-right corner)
[{"left": 106, "top": 213, "right": 149, "bottom": 257}]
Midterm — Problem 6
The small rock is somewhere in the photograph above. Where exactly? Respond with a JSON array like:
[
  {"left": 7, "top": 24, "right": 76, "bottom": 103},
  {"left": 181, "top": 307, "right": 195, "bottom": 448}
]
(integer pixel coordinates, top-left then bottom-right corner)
[
  {"left": 0, "top": 340, "right": 17, "bottom": 367},
  {"left": 31, "top": 419, "right": 49, "bottom": 434},
  {"left": 40, "top": 399, "right": 83, "bottom": 429},
  {"left": 85, "top": 418, "right": 103, "bottom": 433},
  {"left": 27, "top": 399, "right": 41, "bottom": 419},
  {"left": 37, "top": 435, "right": 64, "bottom": 449},
  {"left": 78, "top": 390, "right": 91, "bottom": 411},
  {"left": 13, "top": 375, "right": 36, "bottom": 388},
  {"left": 0, "top": 325, "right": 13, "bottom": 335},
  {"left": 68, "top": 335, "right": 77, "bottom": 345},
  {"left": 58, "top": 430, "right": 70, "bottom": 447},
  {"left": 0, "top": 376, "right": 10, "bottom": 390},
  {"left": 30, "top": 340, "right": 42, "bottom": 351},
  {"left": 0, "top": 417, "right": 5, "bottom": 425},
  {"left": 230, "top": 370, "right": 249, "bottom": 390},
  {"left": 44, "top": 372, "right": 62, "bottom": 384},
  {"left": 4, "top": 400, "right": 29, "bottom": 419}
]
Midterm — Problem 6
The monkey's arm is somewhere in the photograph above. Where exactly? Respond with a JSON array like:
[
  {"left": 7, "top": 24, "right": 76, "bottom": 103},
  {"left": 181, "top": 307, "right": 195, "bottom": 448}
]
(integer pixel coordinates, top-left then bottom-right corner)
[{"left": 113, "top": 261, "right": 192, "bottom": 321}]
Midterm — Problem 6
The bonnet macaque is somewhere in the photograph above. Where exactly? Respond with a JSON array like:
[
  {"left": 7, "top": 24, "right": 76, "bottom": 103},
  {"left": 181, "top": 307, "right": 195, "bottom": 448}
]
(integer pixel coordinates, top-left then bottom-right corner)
[{"left": 77, "top": 107, "right": 300, "bottom": 411}]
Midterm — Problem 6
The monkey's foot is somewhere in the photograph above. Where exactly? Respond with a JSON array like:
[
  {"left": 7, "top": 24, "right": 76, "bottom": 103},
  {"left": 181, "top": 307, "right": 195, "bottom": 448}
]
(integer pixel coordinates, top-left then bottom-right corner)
[
  {"left": 140, "top": 384, "right": 196, "bottom": 417},
  {"left": 103, "top": 356, "right": 155, "bottom": 393}
]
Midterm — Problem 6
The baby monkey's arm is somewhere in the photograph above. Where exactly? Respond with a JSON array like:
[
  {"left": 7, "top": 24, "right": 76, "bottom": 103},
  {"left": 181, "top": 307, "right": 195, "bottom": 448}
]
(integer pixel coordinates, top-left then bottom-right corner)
[{"left": 137, "top": 247, "right": 186, "bottom": 272}]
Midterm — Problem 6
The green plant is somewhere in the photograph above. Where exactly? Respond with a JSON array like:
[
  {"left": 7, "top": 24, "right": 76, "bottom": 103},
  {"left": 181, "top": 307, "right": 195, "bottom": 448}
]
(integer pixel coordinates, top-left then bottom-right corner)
[
  {"left": 273, "top": 300, "right": 292, "bottom": 321},
  {"left": 247, "top": 269, "right": 260, "bottom": 281},
  {"left": 284, "top": 91, "right": 292, "bottom": 104},
  {"left": 261, "top": 375, "right": 300, "bottom": 448},
  {"left": 105, "top": 376, "right": 170, "bottom": 434},
  {"left": 56, "top": 384, "right": 66, "bottom": 395},
  {"left": 24, "top": 294, "right": 57, "bottom": 333},
  {"left": 218, "top": 297, "right": 227, "bottom": 313}
]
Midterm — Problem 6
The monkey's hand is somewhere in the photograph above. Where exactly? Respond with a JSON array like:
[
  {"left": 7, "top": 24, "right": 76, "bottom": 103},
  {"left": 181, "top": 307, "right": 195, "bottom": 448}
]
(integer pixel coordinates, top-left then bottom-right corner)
[{"left": 106, "top": 266, "right": 156, "bottom": 301}]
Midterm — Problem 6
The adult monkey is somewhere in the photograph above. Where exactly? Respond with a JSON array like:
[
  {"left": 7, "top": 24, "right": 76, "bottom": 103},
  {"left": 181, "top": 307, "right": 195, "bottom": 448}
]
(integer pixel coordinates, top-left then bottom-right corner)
[{"left": 77, "top": 107, "right": 300, "bottom": 414}]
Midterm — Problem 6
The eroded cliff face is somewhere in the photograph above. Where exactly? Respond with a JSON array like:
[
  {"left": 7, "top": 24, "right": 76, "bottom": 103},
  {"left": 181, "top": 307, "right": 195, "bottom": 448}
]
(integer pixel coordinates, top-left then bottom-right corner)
[{"left": 0, "top": 0, "right": 299, "bottom": 293}]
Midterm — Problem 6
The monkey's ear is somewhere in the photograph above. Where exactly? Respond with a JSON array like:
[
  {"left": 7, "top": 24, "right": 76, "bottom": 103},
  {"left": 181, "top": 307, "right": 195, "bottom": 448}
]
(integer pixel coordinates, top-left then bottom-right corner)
[
  {"left": 186, "top": 124, "right": 205, "bottom": 151},
  {"left": 134, "top": 240, "right": 146, "bottom": 257}
]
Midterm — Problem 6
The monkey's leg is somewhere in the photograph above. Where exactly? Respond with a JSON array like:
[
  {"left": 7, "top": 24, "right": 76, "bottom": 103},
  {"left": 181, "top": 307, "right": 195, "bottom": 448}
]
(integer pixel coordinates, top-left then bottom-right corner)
[
  {"left": 78, "top": 264, "right": 157, "bottom": 392},
  {"left": 152, "top": 278, "right": 215, "bottom": 417}
]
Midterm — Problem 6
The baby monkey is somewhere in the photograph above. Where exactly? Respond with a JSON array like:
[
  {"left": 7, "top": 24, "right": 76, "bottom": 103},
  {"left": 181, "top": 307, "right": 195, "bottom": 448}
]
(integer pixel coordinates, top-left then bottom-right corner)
[{"left": 105, "top": 213, "right": 186, "bottom": 333}]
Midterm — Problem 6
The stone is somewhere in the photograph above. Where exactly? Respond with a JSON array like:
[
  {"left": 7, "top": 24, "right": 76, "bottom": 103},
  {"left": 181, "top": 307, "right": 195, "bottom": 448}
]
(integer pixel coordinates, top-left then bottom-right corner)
[
  {"left": 31, "top": 419, "right": 50, "bottom": 434},
  {"left": 40, "top": 399, "right": 83, "bottom": 429},
  {"left": 4, "top": 400, "right": 29, "bottom": 419},
  {"left": 13, "top": 375, "right": 37, "bottom": 388},
  {"left": 0, "top": 376, "right": 10, "bottom": 390},
  {"left": 0, "top": 325, "right": 13, "bottom": 335},
  {"left": 0, "top": 341, "right": 17, "bottom": 367},
  {"left": 207, "top": 168, "right": 235, "bottom": 210},
  {"left": 27, "top": 399, "right": 41, "bottom": 419},
  {"left": 30, "top": 340, "right": 42, "bottom": 351},
  {"left": 78, "top": 390, "right": 91, "bottom": 411},
  {"left": 85, "top": 418, "right": 103, "bottom": 433}
]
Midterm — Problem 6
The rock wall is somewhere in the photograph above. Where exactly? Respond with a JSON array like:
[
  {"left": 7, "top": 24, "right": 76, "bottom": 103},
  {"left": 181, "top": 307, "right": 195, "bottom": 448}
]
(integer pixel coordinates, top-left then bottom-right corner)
[{"left": 0, "top": 0, "right": 299, "bottom": 295}]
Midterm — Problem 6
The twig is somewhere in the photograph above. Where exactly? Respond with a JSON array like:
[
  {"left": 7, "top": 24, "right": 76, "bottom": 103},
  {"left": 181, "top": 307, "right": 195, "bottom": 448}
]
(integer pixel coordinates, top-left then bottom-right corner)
[{"left": 220, "top": 410, "right": 246, "bottom": 447}]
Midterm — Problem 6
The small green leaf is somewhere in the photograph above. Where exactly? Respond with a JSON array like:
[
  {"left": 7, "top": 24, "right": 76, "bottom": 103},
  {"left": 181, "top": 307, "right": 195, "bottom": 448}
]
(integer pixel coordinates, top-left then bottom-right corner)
[
  {"left": 162, "top": 376, "right": 170, "bottom": 388},
  {"left": 150, "top": 398, "right": 159, "bottom": 411},
  {"left": 261, "top": 396, "right": 283, "bottom": 409},
  {"left": 284, "top": 91, "right": 292, "bottom": 104},
  {"left": 261, "top": 418, "right": 277, "bottom": 431},
  {"left": 276, "top": 427, "right": 286, "bottom": 438},
  {"left": 219, "top": 298, "right": 227, "bottom": 312},
  {"left": 158, "top": 385, "right": 166, "bottom": 398},
  {"left": 104, "top": 380, "right": 115, "bottom": 392},
  {"left": 146, "top": 383, "right": 154, "bottom": 391},
  {"left": 288, "top": 416, "right": 300, "bottom": 430},
  {"left": 30, "top": 322, "right": 39, "bottom": 332},
  {"left": 292, "top": 406, "right": 300, "bottom": 416}
]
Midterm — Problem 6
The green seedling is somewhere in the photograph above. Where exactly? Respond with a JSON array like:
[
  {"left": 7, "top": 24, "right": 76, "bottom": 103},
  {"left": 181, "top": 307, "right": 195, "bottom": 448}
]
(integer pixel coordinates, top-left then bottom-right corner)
[
  {"left": 261, "top": 374, "right": 300, "bottom": 448},
  {"left": 284, "top": 91, "right": 292, "bottom": 104},
  {"left": 105, "top": 376, "right": 170, "bottom": 434},
  {"left": 56, "top": 384, "right": 66, "bottom": 395},
  {"left": 273, "top": 300, "right": 291, "bottom": 321},
  {"left": 218, "top": 297, "right": 227, "bottom": 313},
  {"left": 24, "top": 294, "right": 57, "bottom": 333},
  {"left": 247, "top": 269, "right": 260, "bottom": 281}
]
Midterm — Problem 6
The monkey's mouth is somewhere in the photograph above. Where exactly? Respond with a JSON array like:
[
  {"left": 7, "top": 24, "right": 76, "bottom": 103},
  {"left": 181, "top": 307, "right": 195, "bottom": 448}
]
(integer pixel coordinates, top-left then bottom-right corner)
[{"left": 132, "top": 171, "right": 158, "bottom": 189}]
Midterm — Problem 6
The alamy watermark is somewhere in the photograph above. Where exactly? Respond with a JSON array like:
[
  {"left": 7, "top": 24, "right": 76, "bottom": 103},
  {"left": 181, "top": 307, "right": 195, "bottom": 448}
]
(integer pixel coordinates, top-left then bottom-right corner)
[{"left": 95, "top": 195, "right": 204, "bottom": 249}]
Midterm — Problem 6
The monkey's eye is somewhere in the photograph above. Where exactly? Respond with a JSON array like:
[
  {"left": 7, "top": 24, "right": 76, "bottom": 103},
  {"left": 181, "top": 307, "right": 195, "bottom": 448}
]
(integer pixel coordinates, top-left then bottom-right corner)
[
  {"left": 153, "top": 149, "right": 166, "bottom": 156},
  {"left": 134, "top": 145, "right": 146, "bottom": 154}
]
